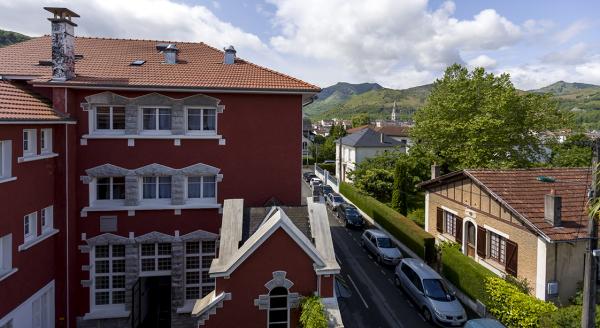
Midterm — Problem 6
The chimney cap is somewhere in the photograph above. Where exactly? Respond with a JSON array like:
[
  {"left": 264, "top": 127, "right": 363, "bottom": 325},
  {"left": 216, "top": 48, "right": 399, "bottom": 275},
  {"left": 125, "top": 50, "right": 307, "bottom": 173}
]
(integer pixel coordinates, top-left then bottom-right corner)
[
  {"left": 224, "top": 45, "right": 236, "bottom": 53},
  {"left": 44, "top": 7, "right": 80, "bottom": 18}
]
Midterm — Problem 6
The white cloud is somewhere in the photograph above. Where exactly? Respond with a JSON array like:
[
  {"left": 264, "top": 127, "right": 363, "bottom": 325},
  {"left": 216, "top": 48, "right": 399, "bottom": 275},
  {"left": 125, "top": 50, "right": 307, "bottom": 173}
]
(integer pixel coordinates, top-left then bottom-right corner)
[
  {"left": 556, "top": 20, "right": 590, "bottom": 44},
  {"left": 467, "top": 55, "right": 497, "bottom": 69},
  {"left": 542, "top": 43, "right": 589, "bottom": 65},
  {"left": 0, "top": 0, "right": 266, "bottom": 51}
]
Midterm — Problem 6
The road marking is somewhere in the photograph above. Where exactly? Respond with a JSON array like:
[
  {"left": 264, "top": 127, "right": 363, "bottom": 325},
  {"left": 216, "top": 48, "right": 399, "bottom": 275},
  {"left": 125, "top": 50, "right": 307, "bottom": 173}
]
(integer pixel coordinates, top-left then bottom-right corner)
[
  {"left": 347, "top": 274, "right": 369, "bottom": 309},
  {"left": 336, "top": 256, "right": 342, "bottom": 266}
]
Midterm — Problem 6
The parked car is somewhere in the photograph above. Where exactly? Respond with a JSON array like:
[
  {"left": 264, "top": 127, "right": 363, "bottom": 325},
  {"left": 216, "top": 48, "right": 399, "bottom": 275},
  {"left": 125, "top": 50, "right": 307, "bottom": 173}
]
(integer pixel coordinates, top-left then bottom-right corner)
[
  {"left": 325, "top": 192, "right": 345, "bottom": 210},
  {"left": 303, "top": 172, "right": 317, "bottom": 182},
  {"left": 394, "top": 258, "right": 466, "bottom": 327},
  {"left": 310, "top": 178, "right": 323, "bottom": 190},
  {"left": 337, "top": 203, "right": 364, "bottom": 228},
  {"left": 322, "top": 185, "right": 334, "bottom": 196},
  {"left": 464, "top": 319, "right": 505, "bottom": 328},
  {"left": 360, "top": 229, "right": 402, "bottom": 265}
]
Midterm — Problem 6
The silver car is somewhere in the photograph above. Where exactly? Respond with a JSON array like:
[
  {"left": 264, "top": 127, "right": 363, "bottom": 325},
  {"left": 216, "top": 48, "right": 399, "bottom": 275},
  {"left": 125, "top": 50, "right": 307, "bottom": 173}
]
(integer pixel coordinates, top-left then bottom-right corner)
[
  {"left": 360, "top": 229, "right": 402, "bottom": 265},
  {"left": 395, "top": 258, "right": 466, "bottom": 327},
  {"left": 325, "top": 192, "right": 345, "bottom": 211}
]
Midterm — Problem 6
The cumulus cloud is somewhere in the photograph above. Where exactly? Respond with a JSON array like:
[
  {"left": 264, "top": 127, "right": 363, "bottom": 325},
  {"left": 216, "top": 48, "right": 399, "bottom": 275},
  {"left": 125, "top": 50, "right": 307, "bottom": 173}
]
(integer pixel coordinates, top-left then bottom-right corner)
[
  {"left": 556, "top": 20, "right": 590, "bottom": 44},
  {"left": 467, "top": 55, "right": 497, "bottom": 69},
  {"left": 0, "top": 0, "right": 266, "bottom": 51}
]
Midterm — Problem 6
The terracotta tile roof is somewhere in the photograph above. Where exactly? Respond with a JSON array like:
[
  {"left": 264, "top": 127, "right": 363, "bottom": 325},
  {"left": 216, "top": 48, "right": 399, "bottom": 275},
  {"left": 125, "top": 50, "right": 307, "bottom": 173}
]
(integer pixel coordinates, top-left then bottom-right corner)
[
  {"left": 374, "top": 125, "right": 411, "bottom": 137},
  {"left": 466, "top": 168, "right": 592, "bottom": 241},
  {"left": 0, "top": 80, "right": 66, "bottom": 121},
  {"left": 0, "top": 36, "right": 320, "bottom": 92},
  {"left": 346, "top": 124, "right": 372, "bottom": 134},
  {"left": 421, "top": 168, "right": 593, "bottom": 241}
]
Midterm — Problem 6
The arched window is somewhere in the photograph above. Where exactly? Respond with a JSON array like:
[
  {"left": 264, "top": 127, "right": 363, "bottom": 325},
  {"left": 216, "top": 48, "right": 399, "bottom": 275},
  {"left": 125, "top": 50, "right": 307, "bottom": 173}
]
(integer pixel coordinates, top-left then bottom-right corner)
[{"left": 268, "top": 287, "right": 289, "bottom": 327}]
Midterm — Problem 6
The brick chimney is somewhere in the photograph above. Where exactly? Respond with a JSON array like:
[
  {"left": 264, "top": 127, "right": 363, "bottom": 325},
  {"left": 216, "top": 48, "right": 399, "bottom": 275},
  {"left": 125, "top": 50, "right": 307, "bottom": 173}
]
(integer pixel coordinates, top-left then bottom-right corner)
[
  {"left": 544, "top": 189, "right": 562, "bottom": 227},
  {"left": 44, "top": 7, "right": 79, "bottom": 81}
]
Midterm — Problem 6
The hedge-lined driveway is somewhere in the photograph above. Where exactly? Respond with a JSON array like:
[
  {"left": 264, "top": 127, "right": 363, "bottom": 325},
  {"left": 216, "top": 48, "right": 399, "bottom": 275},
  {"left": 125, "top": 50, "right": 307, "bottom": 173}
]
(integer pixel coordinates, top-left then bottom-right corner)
[{"left": 301, "top": 173, "right": 434, "bottom": 328}]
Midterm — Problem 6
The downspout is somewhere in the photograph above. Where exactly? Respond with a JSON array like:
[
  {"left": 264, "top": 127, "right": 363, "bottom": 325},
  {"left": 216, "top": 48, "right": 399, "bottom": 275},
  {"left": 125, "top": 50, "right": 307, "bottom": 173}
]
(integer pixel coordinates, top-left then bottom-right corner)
[{"left": 64, "top": 88, "right": 70, "bottom": 328}]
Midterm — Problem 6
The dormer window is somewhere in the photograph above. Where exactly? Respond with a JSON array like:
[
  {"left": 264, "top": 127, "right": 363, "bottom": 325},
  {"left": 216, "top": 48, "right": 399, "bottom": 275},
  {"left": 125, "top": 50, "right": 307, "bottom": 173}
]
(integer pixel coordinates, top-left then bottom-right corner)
[{"left": 143, "top": 108, "right": 171, "bottom": 131}]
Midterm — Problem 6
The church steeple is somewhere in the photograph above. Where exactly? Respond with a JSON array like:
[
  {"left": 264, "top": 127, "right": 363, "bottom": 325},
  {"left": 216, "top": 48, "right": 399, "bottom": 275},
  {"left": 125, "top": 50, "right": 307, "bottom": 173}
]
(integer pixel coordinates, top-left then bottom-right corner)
[{"left": 391, "top": 101, "right": 397, "bottom": 122}]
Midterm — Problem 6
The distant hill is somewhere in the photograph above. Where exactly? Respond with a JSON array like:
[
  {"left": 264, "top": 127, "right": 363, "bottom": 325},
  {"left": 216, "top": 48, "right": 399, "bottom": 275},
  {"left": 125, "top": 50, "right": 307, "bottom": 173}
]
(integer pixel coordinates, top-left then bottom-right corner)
[
  {"left": 305, "top": 83, "right": 432, "bottom": 120},
  {"left": 304, "top": 82, "right": 382, "bottom": 117},
  {"left": 530, "top": 81, "right": 599, "bottom": 96},
  {"left": 0, "top": 29, "right": 30, "bottom": 48}
]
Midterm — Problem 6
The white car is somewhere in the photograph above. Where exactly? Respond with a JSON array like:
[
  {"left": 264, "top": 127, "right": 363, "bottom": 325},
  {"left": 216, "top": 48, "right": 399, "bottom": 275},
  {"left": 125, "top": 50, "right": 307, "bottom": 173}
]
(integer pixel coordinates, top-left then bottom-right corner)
[
  {"left": 325, "top": 193, "right": 345, "bottom": 211},
  {"left": 309, "top": 178, "right": 322, "bottom": 190}
]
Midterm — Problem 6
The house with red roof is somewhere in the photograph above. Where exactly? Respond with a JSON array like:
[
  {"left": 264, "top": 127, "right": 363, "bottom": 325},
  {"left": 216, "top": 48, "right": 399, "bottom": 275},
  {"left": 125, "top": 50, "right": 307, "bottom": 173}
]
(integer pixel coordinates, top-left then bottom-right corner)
[
  {"left": 419, "top": 167, "right": 593, "bottom": 303},
  {"left": 0, "top": 7, "right": 333, "bottom": 328}
]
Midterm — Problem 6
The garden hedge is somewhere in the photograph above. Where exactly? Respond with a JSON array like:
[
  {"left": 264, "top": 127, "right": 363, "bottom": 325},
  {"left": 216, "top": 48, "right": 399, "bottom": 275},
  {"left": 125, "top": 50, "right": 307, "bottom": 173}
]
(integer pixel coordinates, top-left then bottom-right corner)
[
  {"left": 441, "top": 246, "right": 494, "bottom": 302},
  {"left": 340, "top": 182, "right": 436, "bottom": 261},
  {"left": 317, "top": 163, "right": 336, "bottom": 174}
]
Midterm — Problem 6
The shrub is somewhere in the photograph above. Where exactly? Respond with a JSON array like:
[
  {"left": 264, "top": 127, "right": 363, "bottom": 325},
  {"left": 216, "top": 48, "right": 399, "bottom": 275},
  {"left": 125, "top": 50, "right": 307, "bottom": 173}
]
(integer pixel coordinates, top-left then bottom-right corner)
[
  {"left": 299, "top": 296, "right": 328, "bottom": 328},
  {"left": 317, "top": 163, "right": 336, "bottom": 174},
  {"left": 302, "top": 157, "right": 317, "bottom": 165},
  {"left": 407, "top": 208, "right": 425, "bottom": 228},
  {"left": 540, "top": 305, "right": 600, "bottom": 328},
  {"left": 485, "top": 276, "right": 557, "bottom": 328},
  {"left": 340, "top": 182, "right": 436, "bottom": 262},
  {"left": 441, "top": 247, "right": 494, "bottom": 302}
]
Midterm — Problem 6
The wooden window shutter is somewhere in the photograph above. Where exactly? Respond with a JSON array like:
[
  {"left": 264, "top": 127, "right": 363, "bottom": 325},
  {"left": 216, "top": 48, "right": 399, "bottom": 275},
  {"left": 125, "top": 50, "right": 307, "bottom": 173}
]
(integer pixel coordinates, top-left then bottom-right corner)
[
  {"left": 455, "top": 216, "right": 463, "bottom": 245},
  {"left": 436, "top": 208, "right": 443, "bottom": 233},
  {"left": 505, "top": 240, "right": 518, "bottom": 276},
  {"left": 476, "top": 226, "right": 487, "bottom": 258}
]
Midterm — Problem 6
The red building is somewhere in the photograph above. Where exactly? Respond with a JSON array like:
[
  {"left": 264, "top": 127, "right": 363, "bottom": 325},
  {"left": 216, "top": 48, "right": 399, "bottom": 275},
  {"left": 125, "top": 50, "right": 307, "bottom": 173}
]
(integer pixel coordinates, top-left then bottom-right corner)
[{"left": 0, "top": 7, "right": 337, "bottom": 328}]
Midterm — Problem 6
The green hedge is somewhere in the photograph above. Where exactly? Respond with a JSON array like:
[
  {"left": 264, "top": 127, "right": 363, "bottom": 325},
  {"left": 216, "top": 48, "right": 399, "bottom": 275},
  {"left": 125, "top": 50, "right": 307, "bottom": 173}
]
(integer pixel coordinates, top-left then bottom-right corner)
[
  {"left": 441, "top": 247, "right": 494, "bottom": 302},
  {"left": 485, "top": 276, "right": 556, "bottom": 328},
  {"left": 317, "top": 163, "right": 336, "bottom": 174},
  {"left": 302, "top": 157, "right": 317, "bottom": 165},
  {"left": 340, "top": 182, "right": 436, "bottom": 261}
]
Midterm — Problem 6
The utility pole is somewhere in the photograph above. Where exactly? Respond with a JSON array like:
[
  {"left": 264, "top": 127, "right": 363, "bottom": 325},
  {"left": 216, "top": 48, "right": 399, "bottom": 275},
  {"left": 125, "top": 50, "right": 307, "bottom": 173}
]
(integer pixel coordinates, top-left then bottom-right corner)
[{"left": 583, "top": 139, "right": 599, "bottom": 328}]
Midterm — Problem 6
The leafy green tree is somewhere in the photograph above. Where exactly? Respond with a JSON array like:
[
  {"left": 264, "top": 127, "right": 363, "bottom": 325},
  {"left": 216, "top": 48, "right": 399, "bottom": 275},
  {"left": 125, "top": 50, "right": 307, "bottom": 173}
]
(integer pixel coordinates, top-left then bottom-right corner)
[
  {"left": 351, "top": 113, "right": 371, "bottom": 127},
  {"left": 547, "top": 133, "right": 592, "bottom": 167},
  {"left": 412, "top": 64, "right": 568, "bottom": 170},
  {"left": 299, "top": 296, "right": 328, "bottom": 328}
]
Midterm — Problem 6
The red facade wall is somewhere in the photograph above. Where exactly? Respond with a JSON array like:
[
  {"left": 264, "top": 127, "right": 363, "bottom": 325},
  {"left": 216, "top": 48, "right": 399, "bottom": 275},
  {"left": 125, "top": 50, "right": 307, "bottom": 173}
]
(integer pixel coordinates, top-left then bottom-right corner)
[
  {"left": 209, "top": 228, "right": 318, "bottom": 328},
  {"left": 0, "top": 124, "right": 62, "bottom": 318}
]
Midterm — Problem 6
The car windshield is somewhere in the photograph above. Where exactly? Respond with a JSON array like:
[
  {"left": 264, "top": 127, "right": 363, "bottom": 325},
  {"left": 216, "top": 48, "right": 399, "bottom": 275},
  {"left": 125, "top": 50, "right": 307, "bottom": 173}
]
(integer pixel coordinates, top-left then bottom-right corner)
[
  {"left": 346, "top": 209, "right": 359, "bottom": 216},
  {"left": 423, "top": 279, "right": 454, "bottom": 302},
  {"left": 376, "top": 238, "right": 394, "bottom": 248},
  {"left": 333, "top": 196, "right": 343, "bottom": 202}
]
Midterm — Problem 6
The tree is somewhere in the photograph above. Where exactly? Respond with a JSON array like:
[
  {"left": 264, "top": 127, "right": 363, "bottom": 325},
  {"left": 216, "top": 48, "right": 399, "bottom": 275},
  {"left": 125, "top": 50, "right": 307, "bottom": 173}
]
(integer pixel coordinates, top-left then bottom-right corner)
[
  {"left": 547, "top": 133, "right": 592, "bottom": 167},
  {"left": 351, "top": 114, "right": 371, "bottom": 127},
  {"left": 412, "top": 64, "right": 568, "bottom": 170}
]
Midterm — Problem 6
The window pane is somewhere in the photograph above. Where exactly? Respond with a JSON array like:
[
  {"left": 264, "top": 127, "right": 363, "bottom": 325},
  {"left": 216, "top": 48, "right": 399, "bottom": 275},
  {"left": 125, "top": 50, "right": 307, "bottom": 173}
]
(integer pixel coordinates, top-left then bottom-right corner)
[
  {"left": 157, "top": 243, "right": 171, "bottom": 255},
  {"left": 188, "top": 109, "right": 202, "bottom": 130},
  {"left": 96, "top": 276, "right": 109, "bottom": 289},
  {"left": 186, "top": 241, "right": 200, "bottom": 254},
  {"left": 96, "top": 107, "right": 110, "bottom": 130},
  {"left": 158, "top": 109, "right": 171, "bottom": 130},
  {"left": 112, "top": 177, "right": 125, "bottom": 200},
  {"left": 97, "top": 178, "right": 110, "bottom": 200},
  {"left": 188, "top": 177, "right": 202, "bottom": 198},
  {"left": 186, "top": 256, "right": 200, "bottom": 269},
  {"left": 269, "top": 310, "right": 288, "bottom": 323},
  {"left": 143, "top": 177, "right": 156, "bottom": 199},
  {"left": 141, "top": 244, "right": 155, "bottom": 256},
  {"left": 95, "top": 292, "right": 110, "bottom": 305},
  {"left": 186, "top": 287, "right": 200, "bottom": 300},
  {"left": 202, "top": 271, "right": 214, "bottom": 284},
  {"left": 186, "top": 272, "right": 200, "bottom": 284},
  {"left": 202, "top": 240, "right": 216, "bottom": 254},
  {"left": 23, "top": 131, "right": 29, "bottom": 151},
  {"left": 270, "top": 296, "right": 288, "bottom": 308},
  {"left": 95, "top": 260, "right": 109, "bottom": 273},
  {"left": 158, "top": 258, "right": 171, "bottom": 271},
  {"left": 112, "top": 245, "right": 125, "bottom": 257},
  {"left": 112, "top": 107, "right": 125, "bottom": 129},
  {"left": 112, "top": 291, "right": 126, "bottom": 304},
  {"left": 202, "top": 256, "right": 214, "bottom": 269},
  {"left": 95, "top": 245, "right": 109, "bottom": 258},
  {"left": 143, "top": 108, "right": 156, "bottom": 130},
  {"left": 203, "top": 109, "right": 216, "bottom": 130},
  {"left": 203, "top": 176, "right": 216, "bottom": 198},
  {"left": 112, "top": 275, "right": 125, "bottom": 289},
  {"left": 141, "top": 258, "right": 155, "bottom": 271},
  {"left": 158, "top": 177, "right": 171, "bottom": 198},
  {"left": 112, "top": 259, "right": 125, "bottom": 273},
  {"left": 202, "top": 286, "right": 214, "bottom": 297}
]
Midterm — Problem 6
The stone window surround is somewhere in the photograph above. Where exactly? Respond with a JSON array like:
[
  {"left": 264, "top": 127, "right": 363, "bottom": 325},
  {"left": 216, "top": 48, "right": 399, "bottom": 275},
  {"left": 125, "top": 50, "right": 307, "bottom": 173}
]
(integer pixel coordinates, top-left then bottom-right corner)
[
  {"left": 81, "top": 91, "right": 225, "bottom": 140},
  {"left": 254, "top": 271, "right": 300, "bottom": 326},
  {"left": 82, "top": 230, "right": 219, "bottom": 319},
  {"left": 81, "top": 163, "right": 223, "bottom": 215}
]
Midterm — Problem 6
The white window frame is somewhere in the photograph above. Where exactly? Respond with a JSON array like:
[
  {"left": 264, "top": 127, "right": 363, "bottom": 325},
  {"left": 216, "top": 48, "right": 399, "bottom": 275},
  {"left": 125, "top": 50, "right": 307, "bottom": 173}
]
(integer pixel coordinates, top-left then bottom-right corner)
[
  {"left": 40, "top": 129, "right": 53, "bottom": 154},
  {"left": 93, "top": 106, "right": 126, "bottom": 133},
  {"left": 24, "top": 212, "right": 37, "bottom": 243},
  {"left": 0, "top": 140, "right": 13, "bottom": 181},
  {"left": 185, "top": 107, "right": 218, "bottom": 135},
  {"left": 23, "top": 129, "right": 37, "bottom": 157},
  {"left": 91, "top": 244, "right": 127, "bottom": 310},
  {"left": 41, "top": 206, "right": 54, "bottom": 233},
  {"left": 489, "top": 231, "right": 507, "bottom": 264},
  {"left": 0, "top": 234, "right": 12, "bottom": 276},
  {"left": 96, "top": 177, "right": 126, "bottom": 201},
  {"left": 184, "top": 240, "right": 217, "bottom": 300},
  {"left": 185, "top": 176, "right": 217, "bottom": 202},
  {"left": 443, "top": 211, "right": 457, "bottom": 237},
  {"left": 141, "top": 176, "right": 172, "bottom": 202},
  {"left": 140, "top": 107, "right": 172, "bottom": 134},
  {"left": 139, "top": 243, "right": 172, "bottom": 276}
]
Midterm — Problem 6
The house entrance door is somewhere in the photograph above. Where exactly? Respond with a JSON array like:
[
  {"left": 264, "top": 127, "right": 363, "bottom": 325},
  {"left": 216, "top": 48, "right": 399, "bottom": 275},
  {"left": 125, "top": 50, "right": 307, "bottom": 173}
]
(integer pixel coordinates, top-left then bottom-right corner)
[{"left": 466, "top": 221, "right": 476, "bottom": 258}]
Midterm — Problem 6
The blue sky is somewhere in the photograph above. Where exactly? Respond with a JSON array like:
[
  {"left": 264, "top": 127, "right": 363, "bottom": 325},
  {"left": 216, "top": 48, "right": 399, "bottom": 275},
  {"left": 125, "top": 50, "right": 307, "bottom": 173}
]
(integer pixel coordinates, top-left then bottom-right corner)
[{"left": 0, "top": 0, "right": 599, "bottom": 89}]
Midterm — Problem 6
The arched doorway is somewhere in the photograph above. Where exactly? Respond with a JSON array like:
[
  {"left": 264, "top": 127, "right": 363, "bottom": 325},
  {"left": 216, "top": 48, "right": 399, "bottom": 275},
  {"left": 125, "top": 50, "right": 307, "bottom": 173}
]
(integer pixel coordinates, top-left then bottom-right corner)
[{"left": 465, "top": 221, "right": 476, "bottom": 258}]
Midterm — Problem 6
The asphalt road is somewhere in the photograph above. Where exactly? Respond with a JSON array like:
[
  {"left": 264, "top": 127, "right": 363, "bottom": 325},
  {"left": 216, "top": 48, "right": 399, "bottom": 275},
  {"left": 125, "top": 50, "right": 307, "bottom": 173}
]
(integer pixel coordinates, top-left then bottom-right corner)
[{"left": 301, "top": 171, "right": 434, "bottom": 328}]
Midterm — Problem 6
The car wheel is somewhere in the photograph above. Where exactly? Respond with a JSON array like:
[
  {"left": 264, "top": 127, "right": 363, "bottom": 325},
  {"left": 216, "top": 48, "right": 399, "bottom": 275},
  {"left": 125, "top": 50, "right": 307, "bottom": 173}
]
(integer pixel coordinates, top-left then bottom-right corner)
[{"left": 422, "top": 308, "right": 432, "bottom": 323}]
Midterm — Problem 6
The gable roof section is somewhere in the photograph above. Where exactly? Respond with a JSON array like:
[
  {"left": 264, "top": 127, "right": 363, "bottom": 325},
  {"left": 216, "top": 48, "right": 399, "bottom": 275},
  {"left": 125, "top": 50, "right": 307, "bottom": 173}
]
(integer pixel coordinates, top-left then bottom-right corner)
[
  {"left": 420, "top": 168, "right": 592, "bottom": 242},
  {"left": 337, "top": 127, "right": 404, "bottom": 147},
  {"left": 0, "top": 36, "right": 320, "bottom": 93},
  {"left": 374, "top": 125, "right": 411, "bottom": 137},
  {"left": 210, "top": 199, "right": 339, "bottom": 277},
  {"left": 0, "top": 80, "right": 68, "bottom": 121}
]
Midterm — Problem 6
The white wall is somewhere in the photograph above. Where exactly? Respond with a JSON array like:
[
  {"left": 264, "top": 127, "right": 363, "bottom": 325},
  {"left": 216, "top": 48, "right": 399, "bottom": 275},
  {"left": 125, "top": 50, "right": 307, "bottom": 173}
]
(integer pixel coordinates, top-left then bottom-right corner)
[{"left": 0, "top": 280, "right": 55, "bottom": 328}]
